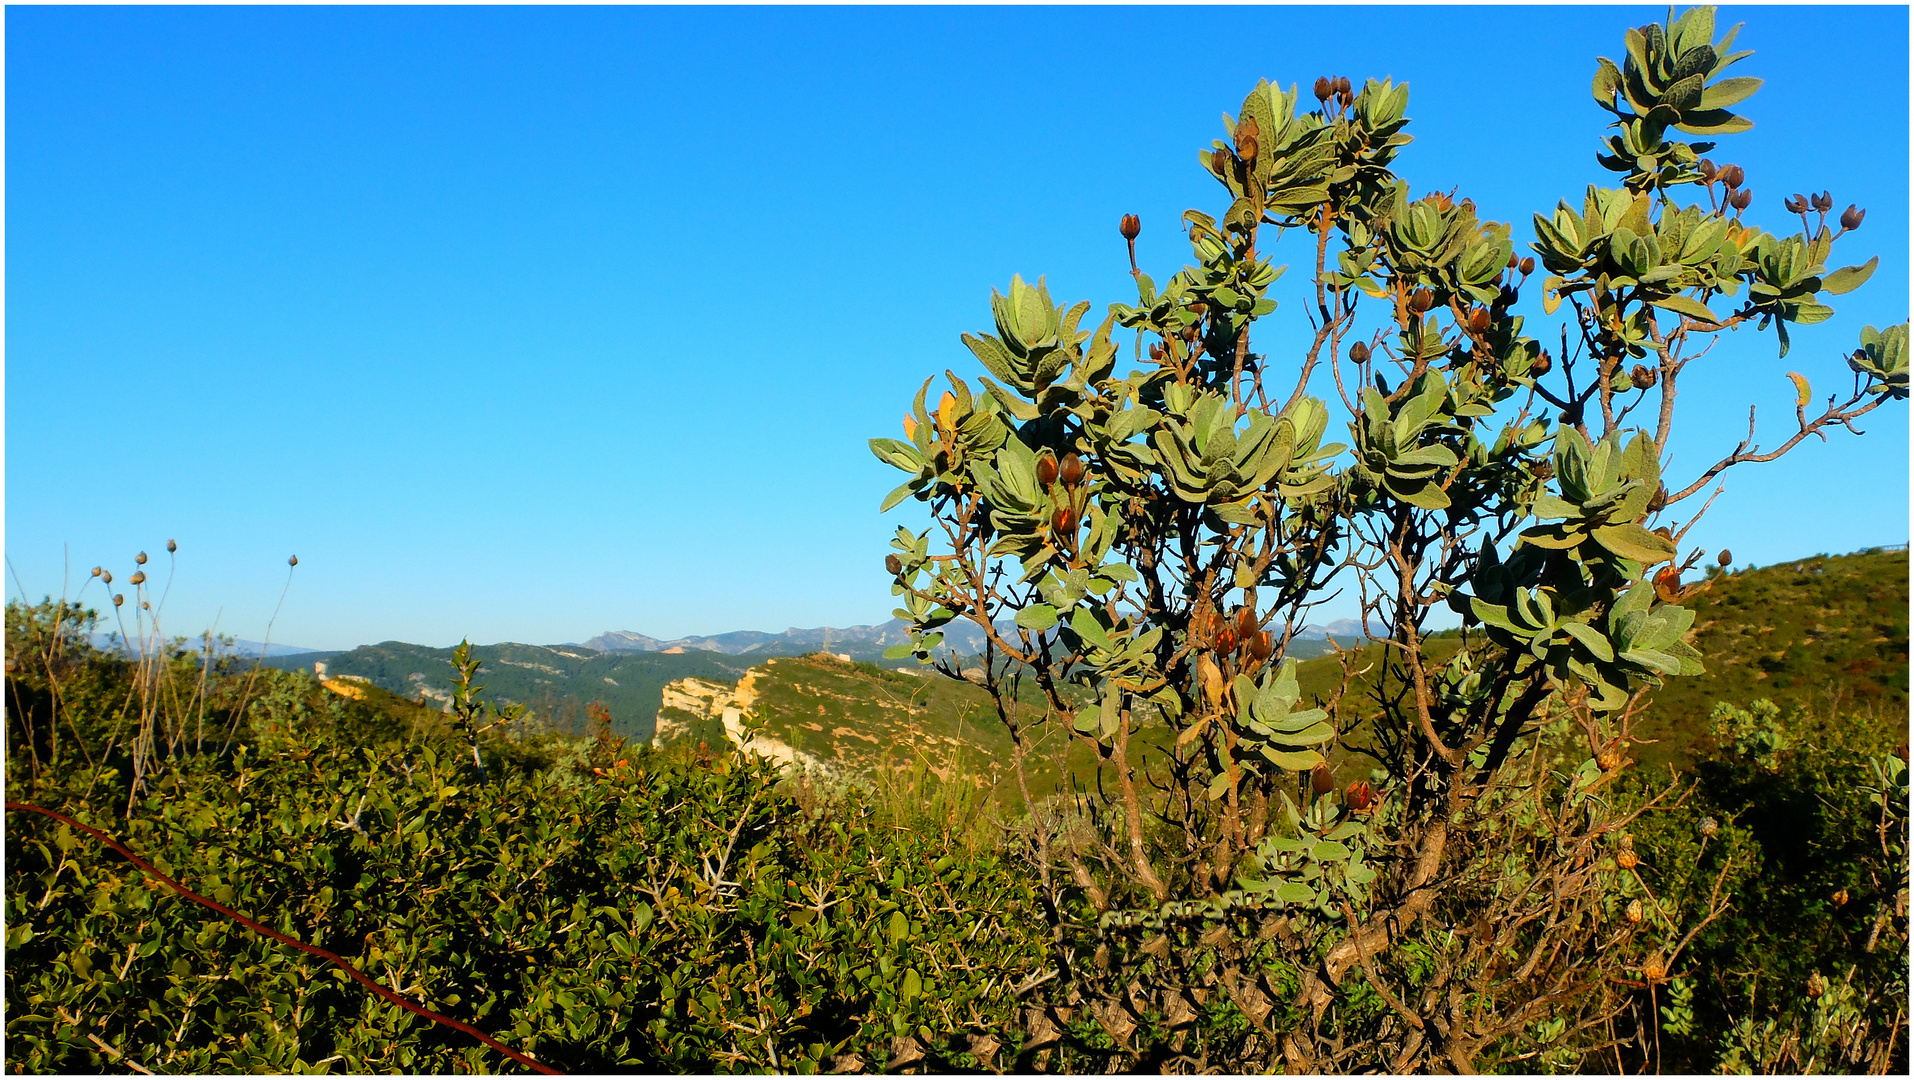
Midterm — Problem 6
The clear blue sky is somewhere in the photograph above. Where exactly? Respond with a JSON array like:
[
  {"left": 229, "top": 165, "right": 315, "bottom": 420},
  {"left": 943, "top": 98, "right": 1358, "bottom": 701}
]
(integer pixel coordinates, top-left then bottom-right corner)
[{"left": 7, "top": 5, "right": 1907, "bottom": 650}]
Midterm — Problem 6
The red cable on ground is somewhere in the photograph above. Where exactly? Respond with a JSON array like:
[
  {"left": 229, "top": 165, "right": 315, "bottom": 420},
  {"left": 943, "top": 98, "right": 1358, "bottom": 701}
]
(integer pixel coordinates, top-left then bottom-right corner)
[{"left": 4, "top": 801, "right": 563, "bottom": 1075}]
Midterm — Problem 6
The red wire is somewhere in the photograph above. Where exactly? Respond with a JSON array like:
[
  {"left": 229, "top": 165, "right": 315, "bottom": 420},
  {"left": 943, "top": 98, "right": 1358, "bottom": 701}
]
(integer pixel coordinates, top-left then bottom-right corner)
[{"left": 5, "top": 801, "right": 563, "bottom": 1075}]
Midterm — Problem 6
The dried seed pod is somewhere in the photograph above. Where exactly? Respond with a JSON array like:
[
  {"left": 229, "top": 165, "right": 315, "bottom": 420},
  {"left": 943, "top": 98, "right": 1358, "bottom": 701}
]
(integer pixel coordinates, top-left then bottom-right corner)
[
  {"left": 1313, "top": 76, "right": 1333, "bottom": 102},
  {"left": 1311, "top": 762, "right": 1334, "bottom": 797},
  {"left": 1625, "top": 899, "right": 1644, "bottom": 923},
  {"left": 1059, "top": 453, "right": 1086, "bottom": 488},
  {"left": 1247, "top": 631, "right": 1273, "bottom": 661},
  {"left": 1841, "top": 204, "right": 1866, "bottom": 230},
  {"left": 1718, "top": 549, "right": 1733, "bottom": 568},
  {"left": 1519, "top": 256, "right": 1535, "bottom": 275},
  {"left": 1617, "top": 848, "right": 1640, "bottom": 870},
  {"left": 1469, "top": 308, "right": 1491, "bottom": 333},
  {"left": 129, "top": 570, "right": 146, "bottom": 586},
  {"left": 1631, "top": 364, "right": 1658, "bottom": 390},
  {"left": 1348, "top": 341, "right": 1370, "bottom": 364},
  {"left": 1506, "top": 252, "right": 1519, "bottom": 270},
  {"left": 1806, "top": 971, "right": 1825, "bottom": 997},
  {"left": 1119, "top": 213, "right": 1141, "bottom": 241},
  {"left": 1642, "top": 954, "right": 1667, "bottom": 983},
  {"left": 1699, "top": 816, "right": 1719, "bottom": 838},
  {"left": 1037, "top": 453, "right": 1059, "bottom": 488},
  {"left": 1831, "top": 887, "right": 1850, "bottom": 907},
  {"left": 1337, "top": 76, "right": 1352, "bottom": 98},
  {"left": 1730, "top": 188, "right": 1753, "bottom": 211},
  {"left": 101, "top": 570, "right": 113, "bottom": 585},
  {"left": 1408, "top": 288, "right": 1435, "bottom": 313},
  {"left": 1530, "top": 352, "right": 1553, "bottom": 377},
  {"left": 1216, "top": 628, "right": 1237, "bottom": 655},
  {"left": 1212, "top": 148, "right": 1231, "bottom": 174},
  {"left": 166, "top": 539, "right": 177, "bottom": 553},
  {"left": 1620, "top": 833, "right": 1635, "bottom": 851},
  {"left": 1697, "top": 158, "right": 1718, "bottom": 181},
  {"left": 1052, "top": 506, "right": 1078, "bottom": 536},
  {"left": 136, "top": 551, "right": 148, "bottom": 565},
  {"left": 90, "top": 566, "right": 102, "bottom": 577},
  {"left": 141, "top": 601, "right": 151, "bottom": 611},
  {"left": 1784, "top": 194, "right": 1807, "bottom": 214},
  {"left": 1236, "top": 606, "right": 1259, "bottom": 639},
  {"left": 1719, "top": 163, "right": 1744, "bottom": 188},
  {"left": 1812, "top": 191, "right": 1832, "bottom": 213},
  {"left": 112, "top": 594, "right": 125, "bottom": 607},
  {"left": 1236, "top": 134, "right": 1259, "bottom": 162},
  {"left": 1346, "top": 779, "right": 1377, "bottom": 812},
  {"left": 885, "top": 554, "right": 903, "bottom": 576},
  {"left": 1531, "top": 459, "right": 1555, "bottom": 481},
  {"left": 288, "top": 555, "right": 299, "bottom": 567}
]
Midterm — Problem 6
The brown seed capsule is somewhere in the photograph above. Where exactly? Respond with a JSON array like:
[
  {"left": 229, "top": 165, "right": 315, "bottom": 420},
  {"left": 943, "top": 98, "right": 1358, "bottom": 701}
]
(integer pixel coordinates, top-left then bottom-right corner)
[
  {"left": 1532, "top": 459, "right": 1555, "bottom": 481},
  {"left": 1469, "top": 309, "right": 1492, "bottom": 334},
  {"left": 1337, "top": 76, "right": 1352, "bottom": 98},
  {"left": 1313, "top": 76, "right": 1333, "bottom": 102},
  {"left": 1234, "top": 115, "right": 1259, "bottom": 152},
  {"left": 1247, "top": 631, "right": 1273, "bottom": 661},
  {"left": 1212, "top": 148, "right": 1231, "bottom": 174},
  {"left": 90, "top": 566, "right": 102, "bottom": 578},
  {"left": 141, "top": 601, "right": 151, "bottom": 611},
  {"left": 135, "top": 551, "right": 148, "bottom": 565},
  {"left": 1784, "top": 194, "right": 1807, "bottom": 214},
  {"left": 288, "top": 555, "right": 299, "bottom": 567},
  {"left": 1408, "top": 288, "right": 1435, "bottom": 313},
  {"left": 1806, "top": 971, "right": 1825, "bottom": 997},
  {"left": 885, "top": 554, "right": 903, "bottom": 576},
  {"left": 1346, "top": 779, "right": 1377, "bottom": 812},
  {"left": 1625, "top": 899, "right": 1644, "bottom": 923},
  {"left": 1813, "top": 191, "right": 1832, "bottom": 213},
  {"left": 1718, "top": 549, "right": 1733, "bottom": 567},
  {"left": 1631, "top": 364, "right": 1658, "bottom": 390},
  {"left": 166, "top": 539, "right": 177, "bottom": 553},
  {"left": 1349, "top": 341, "right": 1370, "bottom": 364},
  {"left": 101, "top": 570, "right": 113, "bottom": 585},
  {"left": 112, "top": 594, "right": 124, "bottom": 607},
  {"left": 1311, "top": 761, "right": 1334, "bottom": 797},
  {"left": 1519, "top": 256, "right": 1535, "bottom": 276},
  {"left": 1719, "top": 163, "right": 1745, "bottom": 189},
  {"left": 1832, "top": 887, "right": 1850, "bottom": 907},
  {"left": 1181, "top": 324, "right": 1199, "bottom": 342},
  {"left": 1617, "top": 849, "right": 1640, "bottom": 870},
  {"left": 1730, "top": 188, "right": 1753, "bottom": 211},
  {"left": 129, "top": 570, "right": 146, "bottom": 586},
  {"left": 1530, "top": 352, "right": 1553, "bottom": 376},
  {"left": 1697, "top": 158, "right": 1718, "bottom": 181},
  {"left": 1037, "top": 452, "right": 1059, "bottom": 488},
  {"left": 1052, "top": 506, "right": 1077, "bottom": 536},
  {"left": 1642, "top": 954, "right": 1668, "bottom": 983},
  {"left": 1236, "top": 606, "right": 1259, "bottom": 639},
  {"left": 1059, "top": 452, "right": 1086, "bottom": 488},
  {"left": 1699, "top": 815, "right": 1719, "bottom": 838},
  {"left": 1236, "top": 134, "right": 1259, "bottom": 162},
  {"left": 1120, "top": 213, "right": 1141, "bottom": 241},
  {"left": 1598, "top": 746, "right": 1624, "bottom": 772},
  {"left": 1506, "top": 252, "right": 1519, "bottom": 270},
  {"left": 1216, "top": 627, "right": 1237, "bottom": 655},
  {"left": 1841, "top": 204, "right": 1865, "bottom": 231}
]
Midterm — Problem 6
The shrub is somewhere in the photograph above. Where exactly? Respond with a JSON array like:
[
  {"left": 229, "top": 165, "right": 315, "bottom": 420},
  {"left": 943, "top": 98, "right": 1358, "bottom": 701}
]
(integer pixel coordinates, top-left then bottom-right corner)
[{"left": 871, "top": 4, "right": 1905, "bottom": 1071}]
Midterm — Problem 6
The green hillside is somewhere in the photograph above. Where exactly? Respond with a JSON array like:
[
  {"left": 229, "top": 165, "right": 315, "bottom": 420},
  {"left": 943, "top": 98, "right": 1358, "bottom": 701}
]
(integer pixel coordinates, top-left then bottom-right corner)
[{"left": 269, "top": 640, "right": 755, "bottom": 741}]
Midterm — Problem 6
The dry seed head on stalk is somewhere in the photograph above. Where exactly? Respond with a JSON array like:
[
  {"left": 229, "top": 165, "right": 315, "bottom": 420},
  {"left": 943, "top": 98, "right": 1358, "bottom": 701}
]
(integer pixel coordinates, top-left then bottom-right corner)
[
  {"left": 1806, "top": 971, "right": 1826, "bottom": 997},
  {"left": 128, "top": 571, "right": 146, "bottom": 587},
  {"left": 1616, "top": 848, "right": 1640, "bottom": 870},
  {"left": 1625, "top": 899, "right": 1644, "bottom": 924},
  {"left": 1831, "top": 887, "right": 1850, "bottom": 907},
  {"left": 1642, "top": 954, "right": 1667, "bottom": 983},
  {"left": 135, "top": 551, "right": 148, "bottom": 565},
  {"left": 90, "top": 566, "right": 102, "bottom": 578},
  {"left": 101, "top": 570, "right": 113, "bottom": 585},
  {"left": 288, "top": 555, "right": 299, "bottom": 567},
  {"left": 1699, "top": 816, "right": 1719, "bottom": 838},
  {"left": 112, "top": 594, "right": 124, "bottom": 607},
  {"left": 167, "top": 539, "right": 177, "bottom": 553}
]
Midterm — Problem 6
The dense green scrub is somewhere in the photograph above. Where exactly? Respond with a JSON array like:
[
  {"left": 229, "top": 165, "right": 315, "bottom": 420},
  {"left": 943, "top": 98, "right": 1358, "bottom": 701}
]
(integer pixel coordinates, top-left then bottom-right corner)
[{"left": 5, "top": 597, "right": 1905, "bottom": 1073}]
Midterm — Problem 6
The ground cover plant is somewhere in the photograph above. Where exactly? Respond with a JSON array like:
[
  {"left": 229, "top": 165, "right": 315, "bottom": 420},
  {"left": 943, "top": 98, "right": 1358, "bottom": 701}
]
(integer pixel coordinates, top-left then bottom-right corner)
[{"left": 872, "top": 4, "right": 1907, "bottom": 1070}]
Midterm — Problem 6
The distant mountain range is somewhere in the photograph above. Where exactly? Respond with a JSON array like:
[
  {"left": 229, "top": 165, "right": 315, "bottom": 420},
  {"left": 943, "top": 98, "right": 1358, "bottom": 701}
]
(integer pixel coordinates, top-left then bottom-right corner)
[
  {"left": 88, "top": 633, "right": 322, "bottom": 659},
  {"left": 577, "top": 617, "right": 1362, "bottom": 658}
]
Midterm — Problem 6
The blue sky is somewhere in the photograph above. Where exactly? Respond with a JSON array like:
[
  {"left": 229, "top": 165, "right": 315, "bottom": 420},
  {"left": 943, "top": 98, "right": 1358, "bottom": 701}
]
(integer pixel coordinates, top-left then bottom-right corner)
[{"left": 7, "top": 5, "right": 1907, "bottom": 650}]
